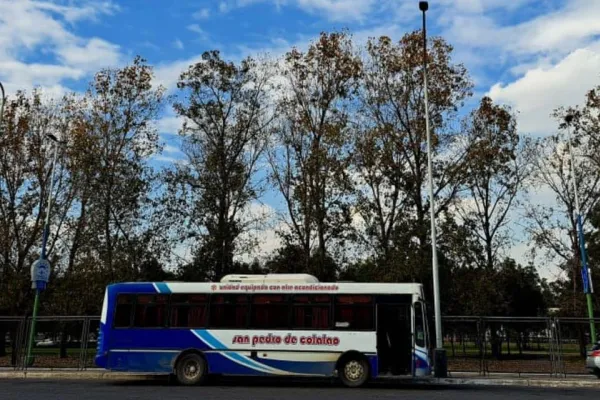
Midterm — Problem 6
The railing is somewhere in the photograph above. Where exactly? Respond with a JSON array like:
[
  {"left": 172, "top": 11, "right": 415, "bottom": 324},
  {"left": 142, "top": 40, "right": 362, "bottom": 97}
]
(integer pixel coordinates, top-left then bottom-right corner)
[
  {"left": 1, "top": 315, "right": 598, "bottom": 375},
  {"left": 442, "top": 316, "right": 600, "bottom": 377},
  {"left": 0, "top": 316, "right": 100, "bottom": 371}
]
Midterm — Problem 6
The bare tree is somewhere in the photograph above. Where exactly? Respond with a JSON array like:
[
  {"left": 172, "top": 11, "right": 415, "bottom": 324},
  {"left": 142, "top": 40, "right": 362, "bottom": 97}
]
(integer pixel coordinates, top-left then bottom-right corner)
[
  {"left": 162, "top": 51, "right": 272, "bottom": 280},
  {"left": 352, "top": 33, "right": 472, "bottom": 281},
  {"left": 457, "top": 96, "right": 531, "bottom": 270},
  {"left": 268, "top": 31, "right": 362, "bottom": 280}
]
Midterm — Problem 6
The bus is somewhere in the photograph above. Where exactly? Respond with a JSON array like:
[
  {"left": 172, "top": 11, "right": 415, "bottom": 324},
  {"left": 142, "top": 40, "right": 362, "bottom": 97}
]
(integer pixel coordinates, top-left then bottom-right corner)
[{"left": 95, "top": 274, "right": 431, "bottom": 387}]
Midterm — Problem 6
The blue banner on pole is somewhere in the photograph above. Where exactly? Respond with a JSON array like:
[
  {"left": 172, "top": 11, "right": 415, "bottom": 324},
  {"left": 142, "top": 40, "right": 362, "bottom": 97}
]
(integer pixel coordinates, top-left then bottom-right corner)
[
  {"left": 577, "top": 215, "right": 591, "bottom": 294},
  {"left": 31, "top": 258, "right": 50, "bottom": 291}
]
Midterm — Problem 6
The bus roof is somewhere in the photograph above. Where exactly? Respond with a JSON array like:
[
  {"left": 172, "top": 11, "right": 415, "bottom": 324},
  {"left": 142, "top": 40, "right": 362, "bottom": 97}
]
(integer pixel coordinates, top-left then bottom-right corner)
[{"left": 107, "top": 281, "right": 424, "bottom": 296}]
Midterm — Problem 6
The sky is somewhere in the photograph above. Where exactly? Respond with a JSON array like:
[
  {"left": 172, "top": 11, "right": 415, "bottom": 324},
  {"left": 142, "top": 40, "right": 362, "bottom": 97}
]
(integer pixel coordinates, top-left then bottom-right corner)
[{"left": 2, "top": 0, "right": 600, "bottom": 280}]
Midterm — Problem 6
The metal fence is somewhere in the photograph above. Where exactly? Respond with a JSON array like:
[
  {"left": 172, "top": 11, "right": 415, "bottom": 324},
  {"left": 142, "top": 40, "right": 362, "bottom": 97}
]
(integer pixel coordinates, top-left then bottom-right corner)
[
  {"left": 442, "top": 316, "right": 600, "bottom": 377},
  {"left": 0, "top": 315, "right": 598, "bottom": 375},
  {"left": 0, "top": 316, "right": 99, "bottom": 370}
]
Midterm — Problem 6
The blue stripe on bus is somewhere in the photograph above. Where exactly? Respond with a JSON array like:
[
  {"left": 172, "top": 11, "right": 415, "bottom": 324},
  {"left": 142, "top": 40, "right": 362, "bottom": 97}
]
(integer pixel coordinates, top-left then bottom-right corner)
[
  {"left": 154, "top": 282, "right": 171, "bottom": 294},
  {"left": 193, "top": 331, "right": 283, "bottom": 374}
]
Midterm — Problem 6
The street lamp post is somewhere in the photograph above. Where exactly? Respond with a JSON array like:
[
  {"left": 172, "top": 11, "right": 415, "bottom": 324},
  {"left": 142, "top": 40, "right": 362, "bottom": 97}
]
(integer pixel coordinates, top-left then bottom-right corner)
[
  {"left": 419, "top": 1, "right": 447, "bottom": 378},
  {"left": 564, "top": 114, "right": 596, "bottom": 343},
  {"left": 25, "top": 133, "right": 61, "bottom": 366}
]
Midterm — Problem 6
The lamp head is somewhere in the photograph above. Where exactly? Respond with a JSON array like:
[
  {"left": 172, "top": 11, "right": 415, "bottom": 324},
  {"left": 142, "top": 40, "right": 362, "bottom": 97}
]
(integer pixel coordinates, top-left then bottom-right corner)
[{"left": 419, "top": 1, "right": 429, "bottom": 12}]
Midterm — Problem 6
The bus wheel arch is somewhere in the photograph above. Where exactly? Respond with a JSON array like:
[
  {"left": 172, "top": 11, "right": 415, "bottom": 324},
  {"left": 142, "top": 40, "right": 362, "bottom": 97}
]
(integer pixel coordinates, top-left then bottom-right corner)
[
  {"left": 335, "top": 351, "right": 370, "bottom": 388},
  {"left": 173, "top": 349, "right": 208, "bottom": 386}
]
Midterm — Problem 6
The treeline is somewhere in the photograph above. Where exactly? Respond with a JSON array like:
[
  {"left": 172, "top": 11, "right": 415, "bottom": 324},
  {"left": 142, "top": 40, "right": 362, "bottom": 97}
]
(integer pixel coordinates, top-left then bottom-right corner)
[{"left": 2, "top": 30, "right": 600, "bottom": 320}]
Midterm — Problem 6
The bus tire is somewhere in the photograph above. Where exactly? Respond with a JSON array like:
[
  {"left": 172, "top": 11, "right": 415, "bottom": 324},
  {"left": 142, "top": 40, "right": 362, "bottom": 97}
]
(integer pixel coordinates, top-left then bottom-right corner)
[
  {"left": 338, "top": 355, "right": 369, "bottom": 388},
  {"left": 175, "top": 353, "right": 207, "bottom": 386}
]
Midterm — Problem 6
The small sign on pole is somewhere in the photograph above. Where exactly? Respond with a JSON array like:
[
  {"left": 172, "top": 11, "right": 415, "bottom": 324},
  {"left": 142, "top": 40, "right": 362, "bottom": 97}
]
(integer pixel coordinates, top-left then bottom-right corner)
[{"left": 31, "top": 259, "right": 51, "bottom": 290}]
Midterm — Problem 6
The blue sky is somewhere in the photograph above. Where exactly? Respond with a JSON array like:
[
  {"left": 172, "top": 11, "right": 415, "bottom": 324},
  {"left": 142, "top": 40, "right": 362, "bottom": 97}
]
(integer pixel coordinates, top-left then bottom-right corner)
[{"left": 2, "top": 0, "right": 600, "bottom": 279}]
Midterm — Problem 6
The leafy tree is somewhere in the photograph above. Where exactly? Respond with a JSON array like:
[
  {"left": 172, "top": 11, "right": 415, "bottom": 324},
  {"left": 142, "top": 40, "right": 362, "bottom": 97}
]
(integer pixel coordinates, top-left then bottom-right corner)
[
  {"left": 0, "top": 90, "right": 75, "bottom": 317},
  {"left": 526, "top": 105, "right": 600, "bottom": 317},
  {"left": 352, "top": 32, "right": 472, "bottom": 287},
  {"left": 268, "top": 31, "right": 361, "bottom": 280},
  {"left": 263, "top": 243, "right": 340, "bottom": 279},
  {"left": 162, "top": 50, "right": 271, "bottom": 281},
  {"left": 53, "top": 56, "right": 167, "bottom": 318},
  {"left": 0, "top": 90, "right": 76, "bottom": 360}
]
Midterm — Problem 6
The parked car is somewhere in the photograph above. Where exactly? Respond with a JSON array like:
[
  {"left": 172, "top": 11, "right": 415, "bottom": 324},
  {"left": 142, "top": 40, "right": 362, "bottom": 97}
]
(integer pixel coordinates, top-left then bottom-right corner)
[
  {"left": 586, "top": 342, "right": 600, "bottom": 378},
  {"left": 36, "top": 338, "right": 55, "bottom": 347}
]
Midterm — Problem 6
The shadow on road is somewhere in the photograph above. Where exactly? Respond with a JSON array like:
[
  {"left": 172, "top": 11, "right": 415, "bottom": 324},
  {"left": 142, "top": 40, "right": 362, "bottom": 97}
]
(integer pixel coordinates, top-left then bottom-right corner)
[{"left": 110, "top": 376, "right": 490, "bottom": 392}]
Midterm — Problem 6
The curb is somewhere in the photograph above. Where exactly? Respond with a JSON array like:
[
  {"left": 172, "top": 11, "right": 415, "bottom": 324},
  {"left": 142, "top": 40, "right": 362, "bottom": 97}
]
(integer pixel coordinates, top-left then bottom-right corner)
[
  {"left": 0, "top": 371, "right": 164, "bottom": 381},
  {"left": 404, "top": 377, "right": 600, "bottom": 389},
  {"left": 1, "top": 371, "right": 599, "bottom": 389}
]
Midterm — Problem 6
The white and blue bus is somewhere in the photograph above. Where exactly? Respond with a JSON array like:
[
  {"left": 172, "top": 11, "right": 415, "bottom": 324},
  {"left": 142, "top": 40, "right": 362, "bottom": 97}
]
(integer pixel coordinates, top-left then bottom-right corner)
[{"left": 95, "top": 274, "right": 431, "bottom": 387}]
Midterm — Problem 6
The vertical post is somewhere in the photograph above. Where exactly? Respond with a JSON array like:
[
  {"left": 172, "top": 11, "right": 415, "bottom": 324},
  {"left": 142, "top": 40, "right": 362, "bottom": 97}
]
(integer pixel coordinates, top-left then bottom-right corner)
[
  {"left": 564, "top": 115, "right": 596, "bottom": 344},
  {"left": 25, "top": 138, "right": 59, "bottom": 366},
  {"left": 0, "top": 81, "right": 5, "bottom": 131},
  {"left": 25, "top": 292, "right": 40, "bottom": 366},
  {"left": 419, "top": 0, "right": 446, "bottom": 377}
]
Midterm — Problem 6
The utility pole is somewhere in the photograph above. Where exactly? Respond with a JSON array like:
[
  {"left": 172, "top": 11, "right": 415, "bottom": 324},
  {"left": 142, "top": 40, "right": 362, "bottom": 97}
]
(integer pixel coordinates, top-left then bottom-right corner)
[
  {"left": 25, "top": 134, "right": 62, "bottom": 366},
  {"left": 564, "top": 114, "right": 596, "bottom": 343},
  {"left": 419, "top": 0, "right": 447, "bottom": 377}
]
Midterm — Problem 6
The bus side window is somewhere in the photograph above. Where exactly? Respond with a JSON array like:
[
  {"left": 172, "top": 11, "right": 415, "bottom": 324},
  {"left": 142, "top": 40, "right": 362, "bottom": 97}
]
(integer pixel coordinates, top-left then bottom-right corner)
[
  {"left": 334, "top": 295, "right": 374, "bottom": 331},
  {"left": 414, "top": 302, "right": 425, "bottom": 347},
  {"left": 251, "top": 294, "right": 289, "bottom": 329},
  {"left": 170, "top": 294, "right": 208, "bottom": 328},
  {"left": 114, "top": 294, "right": 134, "bottom": 328},
  {"left": 292, "top": 295, "right": 331, "bottom": 329},
  {"left": 210, "top": 294, "right": 249, "bottom": 329}
]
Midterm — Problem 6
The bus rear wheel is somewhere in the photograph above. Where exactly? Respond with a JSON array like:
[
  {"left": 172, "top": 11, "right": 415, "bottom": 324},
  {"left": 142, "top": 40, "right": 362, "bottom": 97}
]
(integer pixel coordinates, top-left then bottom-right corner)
[
  {"left": 175, "top": 353, "right": 207, "bottom": 386},
  {"left": 339, "top": 356, "right": 369, "bottom": 388}
]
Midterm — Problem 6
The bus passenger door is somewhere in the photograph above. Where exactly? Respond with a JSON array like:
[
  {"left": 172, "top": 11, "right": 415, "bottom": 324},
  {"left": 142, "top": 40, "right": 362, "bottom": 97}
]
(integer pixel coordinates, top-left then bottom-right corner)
[
  {"left": 376, "top": 303, "right": 412, "bottom": 375},
  {"left": 412, "top": 301, "right": 431, "bottom": 376}
]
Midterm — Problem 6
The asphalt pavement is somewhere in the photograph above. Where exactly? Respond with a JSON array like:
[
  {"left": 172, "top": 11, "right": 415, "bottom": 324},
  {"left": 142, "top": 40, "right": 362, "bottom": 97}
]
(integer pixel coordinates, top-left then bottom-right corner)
[{"left": 1, "top": 378, "right": 599, "bottom": 400}]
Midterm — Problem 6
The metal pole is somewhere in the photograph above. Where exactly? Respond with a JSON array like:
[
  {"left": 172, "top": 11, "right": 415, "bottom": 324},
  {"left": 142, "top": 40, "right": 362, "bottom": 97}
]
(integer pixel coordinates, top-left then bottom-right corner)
[
  {"left": 419, "top": 0, "right": 446, "bottom": 377},
  {"left": 25, "top": 138, "right": 59, "bottom": 366},
  {"left": 565, "top": 115, "right": 596, "bottom": 343}
]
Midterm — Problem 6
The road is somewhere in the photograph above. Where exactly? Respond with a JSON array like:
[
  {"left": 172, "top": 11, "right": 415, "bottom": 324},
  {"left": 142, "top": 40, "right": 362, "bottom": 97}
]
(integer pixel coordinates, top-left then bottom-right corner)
[{"left": 0, "top": 378, "right": 597, "bottom": 400}]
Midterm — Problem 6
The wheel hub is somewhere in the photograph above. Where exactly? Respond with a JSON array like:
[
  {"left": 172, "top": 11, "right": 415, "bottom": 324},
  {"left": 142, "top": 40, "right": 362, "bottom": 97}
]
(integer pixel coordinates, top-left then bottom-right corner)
[
  {"left": 344, "top": 360, "right": 364, "bottom": 381},
  {"left": 184, "top": 360, "right": 200, "bottom": 379}
]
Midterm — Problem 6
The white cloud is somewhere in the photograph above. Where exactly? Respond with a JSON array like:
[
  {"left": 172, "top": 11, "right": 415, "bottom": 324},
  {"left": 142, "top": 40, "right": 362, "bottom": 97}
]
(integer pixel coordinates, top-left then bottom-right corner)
[
  {"left": 156, "top": 112, "right": 186, "bottom": 135},
  {"left": 187, "top": 24, "right": 210, "bottom": 42},
  {"left": 56, "top": 37, "right": 121, "bottom": 71},
  {"left": 0, "top": 0, "right": 122, "bottom": 96},
  {"left": 216, "top": 0, "right": 377, "bottom": 22},
  {"left": 488, "top": 44, "right": 600, "bottom": 135},
  {"left": 235, "top": 202, "right": 283, "bottom": 263},
  {"left": 435, "top": 0, "right": 537, "bottom": 14},
  {"left": 173, "top": 39, "right": 184, "bottom": 50},
  {"left": 154, "top": 55, "right": 205, "bottom": 91},
  {"left": 193, "top": 8, "right": 210, "bottom": 19},
  {"left": 295, "top": 0, "right": 376, "bottom": 22}
]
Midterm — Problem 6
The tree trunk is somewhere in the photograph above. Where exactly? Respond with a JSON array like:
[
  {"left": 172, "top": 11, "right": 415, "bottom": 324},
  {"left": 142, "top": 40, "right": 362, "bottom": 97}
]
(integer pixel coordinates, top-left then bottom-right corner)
[
  {"left": 59, "top": 327, "right": 68, "bottom": 359},
  {"left": 10, "top": 329, "right": 17, "bottom": 367},
  {"left": 0, "top": 328, "right": 6, "bottom": 357}
]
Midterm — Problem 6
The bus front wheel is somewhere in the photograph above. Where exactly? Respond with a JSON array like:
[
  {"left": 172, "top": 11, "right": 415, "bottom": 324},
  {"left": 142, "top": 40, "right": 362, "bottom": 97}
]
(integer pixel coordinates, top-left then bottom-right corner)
[
  {"left": 338, "top": 356, "right": 369, "bottom": 388},
  {"left": 175, "top": 353, "right": 207, "bottom": 386}
]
